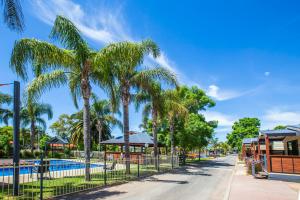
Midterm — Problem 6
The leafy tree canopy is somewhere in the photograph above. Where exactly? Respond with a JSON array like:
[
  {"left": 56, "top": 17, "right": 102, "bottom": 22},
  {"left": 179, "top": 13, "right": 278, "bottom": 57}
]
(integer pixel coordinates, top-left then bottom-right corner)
[
  {"left": 226, "top": 117, "right": 261, "bottom": 151},
  {"left": 274, "top": 125, "right": 287, "bottom": 130},
  {"left": 50, "top": 114, "right": 73, "bottom": 141}
]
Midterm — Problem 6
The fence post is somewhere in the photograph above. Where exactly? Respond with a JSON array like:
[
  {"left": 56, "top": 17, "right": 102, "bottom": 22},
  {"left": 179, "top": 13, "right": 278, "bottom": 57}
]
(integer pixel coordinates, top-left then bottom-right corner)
[
  {"left": 104, "top": 145, "right": 107, "bottom": 186},
  {"left": 171, "top": 153, "right": 174, "bottom": 170},
  {"left": 137, "top": 154, "right": 140, "bottom": 178},
  {"left": 157, "top": 154, "right": 159, "bottom": 172},
  {"left": 40, "top": 156, "right": 44, "bottom": 200}
]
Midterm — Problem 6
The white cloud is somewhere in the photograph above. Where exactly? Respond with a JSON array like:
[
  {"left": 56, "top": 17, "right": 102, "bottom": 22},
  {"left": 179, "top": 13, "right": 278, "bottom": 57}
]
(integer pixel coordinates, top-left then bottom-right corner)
[
  {"left": 264, "top": 71, "right": 270, "bottom": 76},
  {"left": 207, "top": 85, "right": 244, "bottom": 101},
  {"left": 203, "top": 111, "right": 236, "bottom": 127},
  {"left": 32, "top": 0, "right": 177, "bottom": 75},
  {"left": 262, "top": 108, "right": 300, "bottom": 129}
]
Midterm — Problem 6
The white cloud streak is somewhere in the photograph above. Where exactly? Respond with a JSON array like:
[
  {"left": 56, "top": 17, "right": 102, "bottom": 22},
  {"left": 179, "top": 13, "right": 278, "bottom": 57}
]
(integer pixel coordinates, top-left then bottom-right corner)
[{"left": 32, "top": 0, "right": 177, "bottom": 75}]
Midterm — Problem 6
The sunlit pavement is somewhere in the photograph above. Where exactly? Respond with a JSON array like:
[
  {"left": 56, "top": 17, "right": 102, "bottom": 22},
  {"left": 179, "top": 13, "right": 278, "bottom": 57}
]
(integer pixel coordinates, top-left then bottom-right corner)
[
  {"left": 59, "top": 155, "right": 236, "bottom": 200},
  {"left": 229, "top": 161, "right": 298, "bottom": 200}
]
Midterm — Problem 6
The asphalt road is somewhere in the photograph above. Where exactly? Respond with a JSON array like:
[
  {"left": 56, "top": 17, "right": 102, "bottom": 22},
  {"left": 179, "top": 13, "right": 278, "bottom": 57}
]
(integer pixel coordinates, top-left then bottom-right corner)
[{"left": 62, "top": 155, "right": 236, "bottom": 200}]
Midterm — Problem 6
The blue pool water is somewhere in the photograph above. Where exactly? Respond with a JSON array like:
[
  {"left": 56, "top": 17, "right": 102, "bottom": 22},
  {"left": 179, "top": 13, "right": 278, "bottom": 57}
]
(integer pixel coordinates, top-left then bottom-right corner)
[{"left": 0, "top": 160, "right": 103, "bottom": 176}]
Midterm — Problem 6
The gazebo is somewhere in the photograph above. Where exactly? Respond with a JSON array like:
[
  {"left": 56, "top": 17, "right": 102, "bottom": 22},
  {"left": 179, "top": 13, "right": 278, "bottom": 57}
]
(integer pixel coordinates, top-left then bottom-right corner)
[
  {"left": 47, "top": 137, "right": 69, "bottom": 157},
  {"left": 100, "top": 132, "right": 159, "bottom": 162}
]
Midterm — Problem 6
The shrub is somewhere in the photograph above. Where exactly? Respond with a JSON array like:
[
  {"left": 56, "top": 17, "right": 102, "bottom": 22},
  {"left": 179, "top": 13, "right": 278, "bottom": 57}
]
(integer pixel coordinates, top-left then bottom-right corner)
[
  {"left": 33, "top": 150, "right": 43, "bottom": 158},
  {"left": 247, "top": 162, "right": 262, "bottom": 174},
  {"left": 20, "top": 149, "right": 33, "bottom": 159},
  {"left": 64, "top": 148, "right": 71, "bottom": 158},
  {"left": 52, "top": 152, "right": 63, "bottom": 159}
]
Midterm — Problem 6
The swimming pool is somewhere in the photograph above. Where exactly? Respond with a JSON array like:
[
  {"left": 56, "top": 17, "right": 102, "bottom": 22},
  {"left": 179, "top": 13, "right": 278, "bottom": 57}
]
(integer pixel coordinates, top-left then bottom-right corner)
[{"left": 0, "top": 160, "right": 103, "bottom": 176}]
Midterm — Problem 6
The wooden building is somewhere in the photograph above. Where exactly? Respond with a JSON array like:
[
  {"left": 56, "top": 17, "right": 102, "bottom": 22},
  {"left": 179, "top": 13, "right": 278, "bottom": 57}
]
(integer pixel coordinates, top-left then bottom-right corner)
[{"left": 257, "top": 126, "right": 300, "bottom": 174}]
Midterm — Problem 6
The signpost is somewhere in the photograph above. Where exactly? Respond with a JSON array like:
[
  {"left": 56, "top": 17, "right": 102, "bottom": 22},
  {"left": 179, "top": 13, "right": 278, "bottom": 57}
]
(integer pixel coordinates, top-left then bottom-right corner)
[{"left": 13, "top": 81, "right": 20, "bottom": 196}]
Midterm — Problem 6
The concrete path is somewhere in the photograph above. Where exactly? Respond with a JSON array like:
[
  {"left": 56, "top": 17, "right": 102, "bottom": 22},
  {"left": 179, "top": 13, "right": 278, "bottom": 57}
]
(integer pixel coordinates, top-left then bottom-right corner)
[
  {"left": 59, "top": 155, "right": 236, "bottom": 200},
  {"left": 229, "top": 161, "right": 299, "bottom": 200}
]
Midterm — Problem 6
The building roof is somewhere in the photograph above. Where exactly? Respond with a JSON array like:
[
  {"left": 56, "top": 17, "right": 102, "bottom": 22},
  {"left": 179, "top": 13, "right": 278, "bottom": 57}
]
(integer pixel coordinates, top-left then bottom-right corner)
[
  {"left": 242, "top": 138, "right": 258, "bottom": 144},
  {"left": 47, "top": 136, "right": 68, "bottom": 145},
  {"left": 260, "top": 129, "right": 298, "bottom": 137},
  {"left": 100, "top": 132, "right": 155, "bottom": 146}
]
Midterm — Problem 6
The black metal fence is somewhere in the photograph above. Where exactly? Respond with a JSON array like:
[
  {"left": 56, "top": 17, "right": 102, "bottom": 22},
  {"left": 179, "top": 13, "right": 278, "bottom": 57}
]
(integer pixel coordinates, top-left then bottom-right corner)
[{"left": 0, "top": 155, "right": 179, "bottom": 199}]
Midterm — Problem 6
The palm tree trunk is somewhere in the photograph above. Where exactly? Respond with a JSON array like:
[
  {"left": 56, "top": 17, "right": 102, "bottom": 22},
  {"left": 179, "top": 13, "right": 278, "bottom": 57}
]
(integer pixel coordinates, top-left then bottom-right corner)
[
  {"left": 169, "top": 118, "right": 175, "bottom": 168},
  {"left": 122, "top": 87, "right": 130, "bottom": 174},
  {"left": 83, "top": 96, "right": 91, "bottom": 181},
  {"left": 152, "top": 109, "right": 158, "bottom": 170},
  {"left": 82, "top": 61, "right": 91, "bottom": 181},
  {"left": 96, "top": 120, "right": 102, "bottom": 159},
  {"left": 30, "top": 120, "right": 35, "bottom": 153}
]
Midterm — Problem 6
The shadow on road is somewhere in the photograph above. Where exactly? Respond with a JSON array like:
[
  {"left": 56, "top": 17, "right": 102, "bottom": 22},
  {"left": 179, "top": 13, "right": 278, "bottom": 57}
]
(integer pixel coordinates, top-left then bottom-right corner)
[
  {"left": 145, "top": 176, "right": 188, "bottom": 184},
  {"left": 57, "top": 190, "right": 127, "bottom": 200}
]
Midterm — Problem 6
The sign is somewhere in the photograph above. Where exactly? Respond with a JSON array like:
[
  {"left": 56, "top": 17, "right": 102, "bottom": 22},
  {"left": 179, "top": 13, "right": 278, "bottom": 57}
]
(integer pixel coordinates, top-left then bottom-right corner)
[{"left": 272, "top": 141, "right": 284, "bottom": 150}]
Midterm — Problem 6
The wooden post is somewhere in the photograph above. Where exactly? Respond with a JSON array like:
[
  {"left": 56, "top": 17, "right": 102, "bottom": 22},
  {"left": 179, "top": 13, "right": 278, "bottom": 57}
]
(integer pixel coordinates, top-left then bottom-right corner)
[
  {"left": 257, "top": 140, "right": 261, "bottom": 161},
  {"left": 242, "top": 144, "right": 246, "bottom": 160},
  {"left": 265, "top": 136, "right": 271, "bottom": 172}
]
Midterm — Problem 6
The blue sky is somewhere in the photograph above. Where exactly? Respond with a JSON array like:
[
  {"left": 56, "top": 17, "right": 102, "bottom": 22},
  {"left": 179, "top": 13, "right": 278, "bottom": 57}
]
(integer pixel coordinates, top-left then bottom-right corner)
[{"left": 2, "top": 0, "right": 300, "bottom": 141}]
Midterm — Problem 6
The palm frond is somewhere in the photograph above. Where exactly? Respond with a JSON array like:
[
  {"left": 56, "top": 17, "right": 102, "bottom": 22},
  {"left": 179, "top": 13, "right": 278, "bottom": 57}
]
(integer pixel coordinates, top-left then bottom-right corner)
[
  {"left": 10, "top": 38, "right": 75, "bottom": 80},
  {"left": 36, "top": 117, "right": 47, "bottom": 131},
  {"left": 0, "top": 92, "right": 12, "bottom": 105},
  {"left": 26, "top": 70, "right": 68, "bottom": 101},
  {"left": 50, "top": 15, "right": 89, "bottom": 61},
  {"left": 2, "top": 0, "right": 24, "bottom": 32},
  {"left": 132, "top": 67, "right": 178, "bottom": 90},
  {"left": 141, "top": 39, "right": 160, "bottom": 58}
]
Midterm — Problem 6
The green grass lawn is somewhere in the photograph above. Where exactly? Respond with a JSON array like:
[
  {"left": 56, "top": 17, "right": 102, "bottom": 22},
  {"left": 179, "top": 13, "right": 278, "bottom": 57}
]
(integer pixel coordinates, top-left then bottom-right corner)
[{"left": 0, "top": 163, "right": 173, "bottom": 200}]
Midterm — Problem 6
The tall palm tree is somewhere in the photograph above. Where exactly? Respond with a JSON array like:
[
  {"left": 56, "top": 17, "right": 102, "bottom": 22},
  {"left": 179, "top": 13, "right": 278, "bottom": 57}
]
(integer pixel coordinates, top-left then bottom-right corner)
[
  {"left": 10, "top": 15, "right": 114, "bottom": 181},
  {"left": 135, "top": 81, "right": 177, "bottom": 169},
  {"left": 21, "top": 102, "right": 53, "bottom": 152},
  {"left": 99, "top": 40, "right": 177, "bottom": 173},
  {"left": 1, "top": 0, "right": 24, "bottom": 31},
  {"left": 163, "top": 89, "right": 188, "bottom": 164},
  {"left": 70, "top": 98, "right": 122, "bottom": 154}
]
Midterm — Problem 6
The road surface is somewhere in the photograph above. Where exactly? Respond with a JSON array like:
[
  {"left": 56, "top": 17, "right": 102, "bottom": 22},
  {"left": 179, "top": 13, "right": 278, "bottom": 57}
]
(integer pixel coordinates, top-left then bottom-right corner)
[{"left": 61, "top": 155, "right": 236, "bottom": 200}]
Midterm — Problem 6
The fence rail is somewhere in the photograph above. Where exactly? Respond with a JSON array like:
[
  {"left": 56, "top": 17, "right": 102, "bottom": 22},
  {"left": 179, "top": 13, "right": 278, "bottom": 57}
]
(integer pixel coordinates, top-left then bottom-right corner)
[
  {"left": 270, "top": 155, "right": 300, "bottom": 174},
  {"left": 0, "top": 155, "right": 179, "bottom": 199}
]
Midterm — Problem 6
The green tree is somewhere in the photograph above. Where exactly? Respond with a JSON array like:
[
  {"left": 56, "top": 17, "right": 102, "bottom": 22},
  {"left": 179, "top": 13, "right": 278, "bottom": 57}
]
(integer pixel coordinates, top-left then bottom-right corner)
[
  {"left": 163, "top": 89, "right": 188, "bottom": 160},
  {"left": 50, "top": 114, "right": 74, "bottom": 141},
  {"left": 100, "top": 40, "right": 176, "bottom": 173},
  {"left": 183, "top": 113, "right": 214, "bottom": 152},
  {"left": 20, "top": 102, "right": 53, "bottom": 152},
  {"left": 0, "top": 92, "right": 12, "bottom": 124},
  {"left": 1, "top": 0, "right": 24, "bottom": 32},
  {"left": 10, "top": 16, "right": 114, "bottom": 181},
  {"left": 226, "top": 117, "right": 260, "bottom": 151},
  {"left": 39, "top": 134, "right": 51, "bottom": 151},
  {"left": 70, "top": 97, "right": 122, "bottom": 152},
  {"left": 274, "top": 125, "right": 287, "bottom": 130},
  {"left": 135, "top": 81, "right": 177, "bottom": 169}
]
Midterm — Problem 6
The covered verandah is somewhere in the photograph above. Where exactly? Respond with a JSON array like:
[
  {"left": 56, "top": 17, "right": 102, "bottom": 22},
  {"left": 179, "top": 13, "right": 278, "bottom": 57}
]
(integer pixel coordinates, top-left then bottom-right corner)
[{"left": 258, "top": 127, "right": 300, "bottom": 174}]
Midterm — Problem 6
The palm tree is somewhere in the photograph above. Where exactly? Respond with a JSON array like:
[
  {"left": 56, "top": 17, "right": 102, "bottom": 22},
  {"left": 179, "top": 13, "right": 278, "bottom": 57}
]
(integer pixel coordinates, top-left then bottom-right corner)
[
  {"left": 135, "top": 81, "right": 177, "bottom": 169},
  {"left": 70, "top": 97, "right": 122, "bottom": 154},
  {"left": 99, "top": 40, "right": 177, "bottom": 173},
  {"left": 1, "top": 0, "right": 24, "bottom": 31},
  {"left": 21, "top": 102, "right": 53, "bottom": 152},
  {"left": 10, "top": 15, "right": 114, "bottom": 181},
  {"left": 163, "top": 89, "right": 188, "bottom": 165},
  {"left": 91, "top": 96, "right": 122, "bottom": 154},
  {"left": 0, "top": 92, "right": 12, "bottom": 123}
]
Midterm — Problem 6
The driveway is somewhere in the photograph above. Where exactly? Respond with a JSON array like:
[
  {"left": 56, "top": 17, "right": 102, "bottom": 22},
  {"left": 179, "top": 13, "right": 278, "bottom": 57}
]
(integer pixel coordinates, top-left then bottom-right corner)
[{"left": 59, "top": 155, "right": 236, "bottom": 200}]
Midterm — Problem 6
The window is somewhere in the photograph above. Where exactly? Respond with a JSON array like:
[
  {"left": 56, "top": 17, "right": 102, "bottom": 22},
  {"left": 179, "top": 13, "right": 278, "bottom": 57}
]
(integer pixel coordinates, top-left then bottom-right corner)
[{"left": 287, "top": 140, "right": 299, "bottom": 155}]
